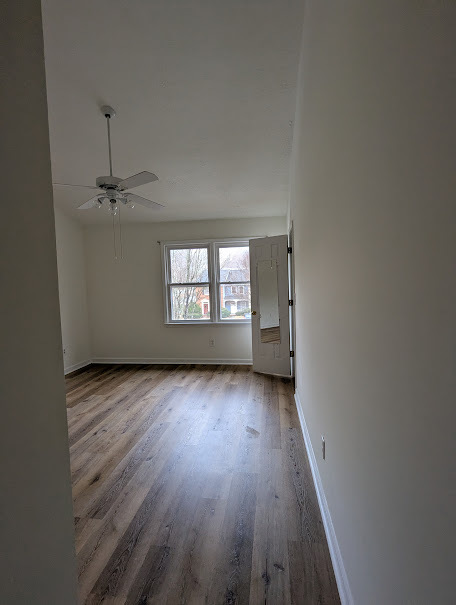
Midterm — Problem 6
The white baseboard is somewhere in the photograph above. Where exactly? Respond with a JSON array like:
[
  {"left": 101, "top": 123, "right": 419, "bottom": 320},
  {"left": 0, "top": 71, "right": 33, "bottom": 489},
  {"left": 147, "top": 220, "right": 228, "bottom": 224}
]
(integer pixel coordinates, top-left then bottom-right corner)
[
  {"left": 294, "top": 390, "right": 354, "bottom": 605},
  {"left": 64, "top": 359, "right": 92, "bottom": 375},
  {"left": 91, "top": 357, "right": 253, "bottom": 366}
]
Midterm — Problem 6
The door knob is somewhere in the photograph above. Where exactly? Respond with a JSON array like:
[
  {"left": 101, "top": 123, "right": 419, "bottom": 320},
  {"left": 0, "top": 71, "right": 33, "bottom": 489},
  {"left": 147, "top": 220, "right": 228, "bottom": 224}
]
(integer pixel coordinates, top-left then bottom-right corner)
[{"left": 251, "top": 310, "right": 257, "bottom": 315}]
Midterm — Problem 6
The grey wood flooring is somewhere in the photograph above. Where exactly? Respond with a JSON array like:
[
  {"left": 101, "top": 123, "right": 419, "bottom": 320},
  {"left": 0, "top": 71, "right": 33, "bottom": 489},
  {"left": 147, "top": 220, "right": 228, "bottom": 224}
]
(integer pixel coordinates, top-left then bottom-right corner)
[{"left": 66, "top": 364, "right": 340, "bottom": 604}]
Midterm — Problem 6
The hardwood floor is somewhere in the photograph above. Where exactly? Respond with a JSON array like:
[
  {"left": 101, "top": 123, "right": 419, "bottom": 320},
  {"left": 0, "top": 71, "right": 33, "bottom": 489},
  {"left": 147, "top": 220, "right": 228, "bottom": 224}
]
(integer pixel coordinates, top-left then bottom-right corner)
[{"left": 66, "top": 364, "right": 340, "bottom": 604}]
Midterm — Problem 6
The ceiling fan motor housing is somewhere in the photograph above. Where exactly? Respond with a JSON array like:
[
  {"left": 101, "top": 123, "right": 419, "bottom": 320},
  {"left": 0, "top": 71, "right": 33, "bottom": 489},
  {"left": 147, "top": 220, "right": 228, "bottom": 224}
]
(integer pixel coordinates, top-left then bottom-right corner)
[{"left": 96, "top": 175, "right": 122, "bottom": 190}]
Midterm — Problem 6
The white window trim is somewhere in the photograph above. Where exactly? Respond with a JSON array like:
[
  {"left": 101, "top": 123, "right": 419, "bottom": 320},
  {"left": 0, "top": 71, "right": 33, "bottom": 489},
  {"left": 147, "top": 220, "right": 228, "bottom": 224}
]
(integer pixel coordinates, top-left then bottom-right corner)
[{"left": 161, "top": 238, "right": 253, "bottom": 325}]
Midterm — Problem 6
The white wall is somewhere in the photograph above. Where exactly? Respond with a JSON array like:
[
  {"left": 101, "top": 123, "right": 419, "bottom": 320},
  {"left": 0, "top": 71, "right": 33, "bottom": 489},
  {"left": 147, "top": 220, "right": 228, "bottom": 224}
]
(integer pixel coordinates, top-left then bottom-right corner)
[
  {"left": 0, "top": 2, "right": 78, "bottom": 603},
  {"left": 290, "top": 3, "right": 456, "bottom": 604},
  {"left": 55, "top": 206, "right": 91, "bottom": 372},
  {"left": 85, "top": 216, "right": 286, "bottom": 363}
]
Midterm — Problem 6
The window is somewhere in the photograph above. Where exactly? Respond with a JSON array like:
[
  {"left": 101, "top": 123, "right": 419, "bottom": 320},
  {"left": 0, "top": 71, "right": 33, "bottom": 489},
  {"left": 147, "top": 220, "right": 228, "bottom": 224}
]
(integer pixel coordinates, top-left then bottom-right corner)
[
  {"left": 165, "top": 246, "right": 210, "bottom": 321},
  {"left": 163, "top": 240, "right": 251, "bottom": 323},
  {"left": 218, "top": 244, "right": 251, "bottom": 321}
]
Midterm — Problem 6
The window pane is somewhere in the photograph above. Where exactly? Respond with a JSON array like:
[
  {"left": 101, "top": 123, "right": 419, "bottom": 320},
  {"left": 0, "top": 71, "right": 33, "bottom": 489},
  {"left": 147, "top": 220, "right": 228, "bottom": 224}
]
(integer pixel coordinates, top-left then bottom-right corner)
[
  {"left": 170, "top": 286, "right": 210, "bottom": 320},
  {"left": 170, "top": 248, "right": 208, "bottom": 283},
  {"left": 220, "top": 283, "right": 251, "bottom": 320},
  {"left": 219, "top": 246, "right": 250, "bottom": 282}
]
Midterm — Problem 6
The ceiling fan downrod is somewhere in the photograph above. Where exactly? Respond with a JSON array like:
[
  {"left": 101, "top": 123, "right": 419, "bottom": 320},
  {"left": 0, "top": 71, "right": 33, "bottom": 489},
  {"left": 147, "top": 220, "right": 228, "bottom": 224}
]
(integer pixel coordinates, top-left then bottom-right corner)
[
  {"left": 101, "top": 105, "right": 116, "bottom": 177},
  {"left": 101, "top": 106, "right": 121, "bottom": 260}
]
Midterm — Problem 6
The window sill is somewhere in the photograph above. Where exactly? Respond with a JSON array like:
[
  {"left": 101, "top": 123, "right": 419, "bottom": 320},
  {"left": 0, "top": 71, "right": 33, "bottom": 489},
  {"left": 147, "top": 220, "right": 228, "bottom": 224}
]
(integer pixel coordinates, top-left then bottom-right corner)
[{"left": 164, "top": 321, "right": 251, "bottom": 327}]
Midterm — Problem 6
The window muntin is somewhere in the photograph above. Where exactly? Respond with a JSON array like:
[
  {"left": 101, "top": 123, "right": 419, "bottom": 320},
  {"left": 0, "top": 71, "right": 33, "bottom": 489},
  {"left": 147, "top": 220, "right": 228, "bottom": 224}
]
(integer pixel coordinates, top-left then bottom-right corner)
[{"left": 163, "top": 240, "right": 251, "bottom": 324}]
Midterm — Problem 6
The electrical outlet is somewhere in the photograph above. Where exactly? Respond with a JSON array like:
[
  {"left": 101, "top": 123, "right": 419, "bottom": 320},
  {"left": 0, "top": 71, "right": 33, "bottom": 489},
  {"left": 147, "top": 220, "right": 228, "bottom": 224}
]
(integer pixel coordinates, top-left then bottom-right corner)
[
  {"left": 321, "top": 436, "right": 326, "bottom": 460},
  {"left": 63, "top": 348, "right": 66, "bottom": 355},
  {"left": 209, "top": 338, "right": 215, "bottom": 348}
]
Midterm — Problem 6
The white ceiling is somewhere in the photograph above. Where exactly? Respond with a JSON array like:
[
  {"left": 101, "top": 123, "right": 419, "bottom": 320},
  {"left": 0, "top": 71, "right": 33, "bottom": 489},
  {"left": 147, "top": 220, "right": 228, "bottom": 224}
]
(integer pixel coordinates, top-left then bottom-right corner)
[{"left": 42, "top": 1, "right": 303, "bottom": 224}]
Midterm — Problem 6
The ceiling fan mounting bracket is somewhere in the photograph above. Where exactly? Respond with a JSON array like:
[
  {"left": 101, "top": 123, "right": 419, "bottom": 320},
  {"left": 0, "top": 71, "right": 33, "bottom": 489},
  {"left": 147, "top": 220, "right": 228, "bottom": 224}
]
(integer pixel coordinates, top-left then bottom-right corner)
[{"left": 101, "top": 105, "right": 116, "bottom": 119}]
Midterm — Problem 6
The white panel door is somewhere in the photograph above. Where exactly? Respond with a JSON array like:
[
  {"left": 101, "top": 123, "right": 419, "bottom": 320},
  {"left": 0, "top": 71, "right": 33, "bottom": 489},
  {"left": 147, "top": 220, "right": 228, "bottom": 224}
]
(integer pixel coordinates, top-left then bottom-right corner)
[{"left": 249, "top": 235, "right": 291, "bottom": 376}]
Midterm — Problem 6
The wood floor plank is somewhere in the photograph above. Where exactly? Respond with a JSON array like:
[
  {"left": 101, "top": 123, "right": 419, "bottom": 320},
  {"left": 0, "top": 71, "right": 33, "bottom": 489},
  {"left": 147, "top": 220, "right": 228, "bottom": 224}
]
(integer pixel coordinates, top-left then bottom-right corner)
[
  {"left": 69, "top": 366, "right": 169, "bottom": 449},
  {"left": 282, "top": 426, "right": 326, "bottom": 544},
  {"left": 67, "top": 365, "right": 129, "bottom": 408},
  {"left": 261, "top": 375, "right": 282, "bottom": 451},
  {"left": 65, "top": 364, "right": 101, "bottom": 393},
  {"left": 66, "top": 364, "right": 340, "bottom": 605},
  {"left": 88, "top": 444, "right": 199, "bottom": 601},
  {"left": 122, "top": 477, "right": 222, "bottom": 603},
  {"left": 288, "top": 539, "right": 340, "bottom": 605},
  {"left": 159, "top": 497, "right": 227, "bottom": 605},
  {"left": 249, "top": 448, "right": 292, "bottom": 605},
  {"left": 73, "top": 417, "right": 170, "bottom": 520},
  {"left": 76, "top": 420, "right": 200, "bottom": 601},
  {"left": 206, "top": 472, "right": 258, "bottom": 605}
]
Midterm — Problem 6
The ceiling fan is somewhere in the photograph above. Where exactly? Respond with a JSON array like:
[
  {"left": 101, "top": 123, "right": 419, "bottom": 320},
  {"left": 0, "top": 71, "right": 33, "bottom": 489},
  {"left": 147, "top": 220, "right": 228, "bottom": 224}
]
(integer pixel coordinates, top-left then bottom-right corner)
[{"left": 53, "top": 105, "right": 164, "bottom": 215}]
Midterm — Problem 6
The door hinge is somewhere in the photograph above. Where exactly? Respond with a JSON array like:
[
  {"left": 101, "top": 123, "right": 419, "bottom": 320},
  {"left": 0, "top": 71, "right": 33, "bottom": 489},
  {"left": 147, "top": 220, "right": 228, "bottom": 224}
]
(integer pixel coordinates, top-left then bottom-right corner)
[
  {"left": 289, "top": 299, "right": 293, "bottom": 306},
  {"left": 290, "top": 350, "right": 295, "bottom": 357},
  {"left": 287, "top": 246, "right": 292, "bottom": 254}
]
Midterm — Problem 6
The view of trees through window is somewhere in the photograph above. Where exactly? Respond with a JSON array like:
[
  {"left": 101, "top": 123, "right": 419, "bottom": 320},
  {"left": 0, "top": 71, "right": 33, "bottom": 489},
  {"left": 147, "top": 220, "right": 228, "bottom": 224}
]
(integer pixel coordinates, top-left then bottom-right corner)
[
  {"left": 166, "top": 243, "right": 251, "bottom": 322},
  {"left": 169, "top": 248, "right": 209, "bottom": 320}
]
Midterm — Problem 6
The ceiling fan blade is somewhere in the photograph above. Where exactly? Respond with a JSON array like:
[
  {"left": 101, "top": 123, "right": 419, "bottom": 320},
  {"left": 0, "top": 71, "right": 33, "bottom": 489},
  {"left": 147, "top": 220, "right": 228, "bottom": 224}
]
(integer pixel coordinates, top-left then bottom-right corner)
[
  {"left": 77, "top": 196, "right": 100, "bottom": 210},
  {"left": 53, "top": 183, "right": 100, "bottom": 189},
  {"left": 118, "top": 171, "right": 158, "bottom": 191},
  {"left": 127, "top": 193, "right": 164, "bottom": 210}
]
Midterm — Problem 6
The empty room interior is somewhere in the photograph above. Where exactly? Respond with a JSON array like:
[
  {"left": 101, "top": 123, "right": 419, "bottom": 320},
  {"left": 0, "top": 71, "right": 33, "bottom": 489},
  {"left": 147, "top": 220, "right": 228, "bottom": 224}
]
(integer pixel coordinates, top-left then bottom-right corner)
[{"left": 1, "top": 2, "right": 455, "bottom": 605}]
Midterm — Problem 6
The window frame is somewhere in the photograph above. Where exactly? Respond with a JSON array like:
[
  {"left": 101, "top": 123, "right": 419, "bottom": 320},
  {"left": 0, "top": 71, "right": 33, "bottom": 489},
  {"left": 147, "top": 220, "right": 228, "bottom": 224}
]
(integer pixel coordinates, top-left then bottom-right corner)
[{"left": 162, "top": 238, "right": 252, "bottom": 325}]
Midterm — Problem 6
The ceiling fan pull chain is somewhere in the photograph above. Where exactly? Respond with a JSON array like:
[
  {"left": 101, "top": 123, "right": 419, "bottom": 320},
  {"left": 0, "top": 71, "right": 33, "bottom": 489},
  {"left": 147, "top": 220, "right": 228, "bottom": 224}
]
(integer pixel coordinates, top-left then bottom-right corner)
[
  {"left": 112, "top": 212, "right": 117, "bottom": 260},
  {"left": 118, "top": 204, "right": 123, "bottom": 260}
]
